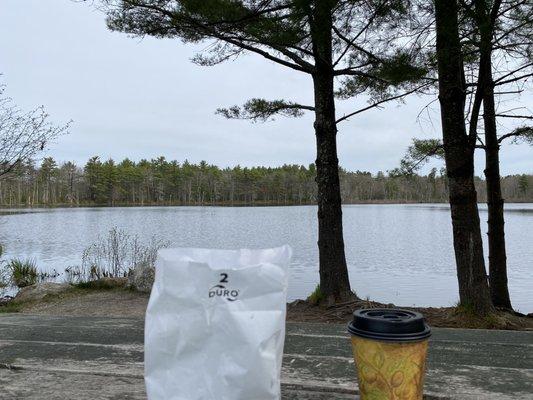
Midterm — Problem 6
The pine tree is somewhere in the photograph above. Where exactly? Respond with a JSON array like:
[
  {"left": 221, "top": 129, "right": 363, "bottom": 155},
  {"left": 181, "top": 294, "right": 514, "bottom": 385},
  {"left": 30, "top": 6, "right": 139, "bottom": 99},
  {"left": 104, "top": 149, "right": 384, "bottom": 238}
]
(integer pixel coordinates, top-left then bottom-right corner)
[
  {"left": 434, "top": 0, "right": 493, "bottom": 315},
  {"left": 103, "top": 0, "right": 428, "bottom": 302}
]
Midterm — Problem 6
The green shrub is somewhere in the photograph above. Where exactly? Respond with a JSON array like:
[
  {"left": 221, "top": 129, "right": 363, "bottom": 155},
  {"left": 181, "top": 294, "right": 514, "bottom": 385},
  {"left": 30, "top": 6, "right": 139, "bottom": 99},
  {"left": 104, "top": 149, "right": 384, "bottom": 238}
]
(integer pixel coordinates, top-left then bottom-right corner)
[
  {"left": 9, "top": 258, "right": 38, "bottom": 288},
  {"left": 0, "top": 301, "right": 22, "bottom": 313},
  {"left": 75, "top": 277, "right": 126, "bottom": 290},
  {"left": 307, "top": 284, "right": 325, "bottom": 306}
]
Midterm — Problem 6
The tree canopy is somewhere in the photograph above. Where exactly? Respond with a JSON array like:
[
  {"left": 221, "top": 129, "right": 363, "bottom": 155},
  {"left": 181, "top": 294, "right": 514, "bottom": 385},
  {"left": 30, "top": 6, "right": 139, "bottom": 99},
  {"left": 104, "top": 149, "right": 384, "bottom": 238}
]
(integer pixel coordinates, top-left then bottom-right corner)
[{"left": 104, "top": 0, "right": 431, "bottom": 119}]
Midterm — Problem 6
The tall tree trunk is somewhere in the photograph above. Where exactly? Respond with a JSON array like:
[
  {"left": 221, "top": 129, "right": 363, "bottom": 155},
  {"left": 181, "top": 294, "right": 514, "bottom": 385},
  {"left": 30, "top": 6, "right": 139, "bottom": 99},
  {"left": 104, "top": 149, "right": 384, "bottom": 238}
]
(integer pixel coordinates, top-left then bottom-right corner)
[
  {"left": 434, "top": 0, "right": 493, "bottom": 315},
  {"left": 484, "top": 86, "right": 511, "bottom": 309},
  {"left": 475, "top": 0, "right": 513, "bottom": 309},
  {"left": 310, "top": 0, "right": 353, "bottom": 303}
]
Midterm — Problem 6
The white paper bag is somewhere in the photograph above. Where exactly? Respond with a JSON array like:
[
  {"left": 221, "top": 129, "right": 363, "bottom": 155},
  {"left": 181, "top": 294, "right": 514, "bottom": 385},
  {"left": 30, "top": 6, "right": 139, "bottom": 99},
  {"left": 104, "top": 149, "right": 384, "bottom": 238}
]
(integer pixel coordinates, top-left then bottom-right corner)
[{"left": 145, "top": 246, "right": 292, "bottom": 400}]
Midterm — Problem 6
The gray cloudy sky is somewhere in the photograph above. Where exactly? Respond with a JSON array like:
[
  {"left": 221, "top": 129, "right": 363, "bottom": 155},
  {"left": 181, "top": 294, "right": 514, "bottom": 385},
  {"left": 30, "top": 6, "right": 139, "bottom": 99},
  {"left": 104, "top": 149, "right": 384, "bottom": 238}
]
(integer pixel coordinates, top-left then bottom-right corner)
[{"left": 0, "top": 0, "right": 531, "bottom": 174}]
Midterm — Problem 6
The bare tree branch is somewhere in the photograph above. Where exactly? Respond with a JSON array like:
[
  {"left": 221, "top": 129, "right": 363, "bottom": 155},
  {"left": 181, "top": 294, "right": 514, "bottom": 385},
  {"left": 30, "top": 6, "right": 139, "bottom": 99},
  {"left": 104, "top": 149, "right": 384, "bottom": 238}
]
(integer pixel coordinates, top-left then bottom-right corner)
[
  {"left": 336, "top": 84, "right": 430, "bottom": 124},
  {"left": 495, "top": 114, "right": 533, "bottom": 119},
  {"left": 0, "top": 88, "right": 70, "bottom": 178}
]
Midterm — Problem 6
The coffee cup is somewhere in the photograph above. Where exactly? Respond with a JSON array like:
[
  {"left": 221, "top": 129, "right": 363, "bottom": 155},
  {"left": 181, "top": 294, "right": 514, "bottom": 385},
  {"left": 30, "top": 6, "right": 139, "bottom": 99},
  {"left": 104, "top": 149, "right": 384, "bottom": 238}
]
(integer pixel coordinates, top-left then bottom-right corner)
[{"left": 348, "top": 309, "right": 431, "bottom": 400}]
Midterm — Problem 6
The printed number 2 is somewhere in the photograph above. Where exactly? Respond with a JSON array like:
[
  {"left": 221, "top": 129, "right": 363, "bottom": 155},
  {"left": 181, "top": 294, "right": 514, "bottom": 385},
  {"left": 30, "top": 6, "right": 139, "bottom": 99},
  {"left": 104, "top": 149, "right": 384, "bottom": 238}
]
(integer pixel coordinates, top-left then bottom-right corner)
[{"left": 219, "top": 273, "right": 229, "bottom": 283}]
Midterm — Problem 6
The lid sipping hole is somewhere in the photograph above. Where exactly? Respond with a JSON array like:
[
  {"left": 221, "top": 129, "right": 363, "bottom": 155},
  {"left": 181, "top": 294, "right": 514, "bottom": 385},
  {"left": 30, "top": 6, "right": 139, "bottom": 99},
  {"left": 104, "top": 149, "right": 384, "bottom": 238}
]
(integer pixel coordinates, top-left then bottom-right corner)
[
  {"left": 367, "top": 311, "right": 385, "bottom": 317},
  {"left": 395, "top": 312, "right": 410, "bottom": 317}
]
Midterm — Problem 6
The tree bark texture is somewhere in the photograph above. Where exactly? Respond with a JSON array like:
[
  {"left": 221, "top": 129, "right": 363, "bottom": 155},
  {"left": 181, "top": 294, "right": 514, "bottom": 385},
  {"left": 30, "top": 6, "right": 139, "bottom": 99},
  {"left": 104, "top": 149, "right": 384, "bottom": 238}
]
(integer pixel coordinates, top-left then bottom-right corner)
[
  {"left": 476, "top": 1, "right": 513, "bottom": 309},
  {"left": 434, "top": 0, "right": 493, "bottom": 315},
  {"left": 310, "top": 0, "right": 353, "bottom": 303}
]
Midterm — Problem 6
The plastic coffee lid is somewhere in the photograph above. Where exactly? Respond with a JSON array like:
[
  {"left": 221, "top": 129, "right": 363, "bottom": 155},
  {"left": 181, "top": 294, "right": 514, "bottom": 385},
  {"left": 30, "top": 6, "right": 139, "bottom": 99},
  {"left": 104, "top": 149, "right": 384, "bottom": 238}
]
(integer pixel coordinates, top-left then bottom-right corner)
[{"left": 348, "top": 308, "right": 431, "bottom": 342}]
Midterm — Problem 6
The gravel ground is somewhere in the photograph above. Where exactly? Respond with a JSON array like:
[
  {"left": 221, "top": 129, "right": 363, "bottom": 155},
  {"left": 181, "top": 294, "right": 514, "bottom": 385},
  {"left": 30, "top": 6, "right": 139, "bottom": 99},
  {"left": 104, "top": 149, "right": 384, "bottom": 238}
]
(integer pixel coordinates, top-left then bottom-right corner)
[{"left": 20, "top": 289, "right": 150, "bottom": 318}]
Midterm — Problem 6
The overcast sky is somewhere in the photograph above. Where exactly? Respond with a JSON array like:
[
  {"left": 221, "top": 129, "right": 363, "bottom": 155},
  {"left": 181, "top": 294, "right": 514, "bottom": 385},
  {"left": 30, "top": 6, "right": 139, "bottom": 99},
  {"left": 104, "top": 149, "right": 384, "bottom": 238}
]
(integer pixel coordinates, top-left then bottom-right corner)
[{"left": 0, "top": 0, "right": 531, "bottom": 175}]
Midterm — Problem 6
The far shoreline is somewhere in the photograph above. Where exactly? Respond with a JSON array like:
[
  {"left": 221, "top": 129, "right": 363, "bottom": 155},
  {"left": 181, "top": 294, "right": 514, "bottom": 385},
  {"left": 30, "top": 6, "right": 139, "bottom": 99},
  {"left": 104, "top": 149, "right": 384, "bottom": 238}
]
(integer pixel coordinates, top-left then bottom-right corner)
[{"left": 1, "top": 200, "right": 532, "bottom": 210}]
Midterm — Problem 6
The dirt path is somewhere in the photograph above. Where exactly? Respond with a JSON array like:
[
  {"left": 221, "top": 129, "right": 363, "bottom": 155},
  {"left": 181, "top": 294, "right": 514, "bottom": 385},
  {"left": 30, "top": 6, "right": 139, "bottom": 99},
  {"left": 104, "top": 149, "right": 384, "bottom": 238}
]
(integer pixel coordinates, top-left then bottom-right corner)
[
  {"left": 287, "top": 298, "right": 533, "bottom": 330},
  {"left": 19, "top": 289, "right": 150, "bottom": 318},
  {"left": 10, "top": 288, "right": 533, "bottom": 330}
]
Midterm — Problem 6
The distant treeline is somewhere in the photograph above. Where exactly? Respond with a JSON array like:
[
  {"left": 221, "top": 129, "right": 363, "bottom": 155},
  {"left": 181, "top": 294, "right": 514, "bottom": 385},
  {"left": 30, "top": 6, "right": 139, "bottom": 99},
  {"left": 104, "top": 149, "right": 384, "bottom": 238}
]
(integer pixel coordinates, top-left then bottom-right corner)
[{"left": 0, "top": 157, "right": 531, "bottom": 206}]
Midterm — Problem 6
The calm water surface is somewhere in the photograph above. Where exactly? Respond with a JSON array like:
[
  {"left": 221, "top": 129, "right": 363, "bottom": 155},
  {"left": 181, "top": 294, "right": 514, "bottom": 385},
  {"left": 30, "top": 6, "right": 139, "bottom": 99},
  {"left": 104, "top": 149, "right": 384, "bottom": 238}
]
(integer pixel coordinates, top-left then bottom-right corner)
[{"left": 1, "top": 204, "right": 531, "bottom": 312}]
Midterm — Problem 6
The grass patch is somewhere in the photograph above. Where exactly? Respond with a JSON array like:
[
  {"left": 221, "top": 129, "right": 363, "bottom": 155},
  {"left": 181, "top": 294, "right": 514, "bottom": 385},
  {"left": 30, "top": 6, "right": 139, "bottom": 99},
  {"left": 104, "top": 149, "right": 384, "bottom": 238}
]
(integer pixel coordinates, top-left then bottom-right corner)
[
  {"left": 307, "top": 284, "right": 325, "bottom": 306},
  {"left": 0, "top": 301, "right": 22, "bottom": 313},
  {"left": 9, "top": 258, "right": 38, "bottom": 288},
  {"left": 454, "top": 301, "right": 476, "bottom": 316},
  {"left": 452, "top": 302, "right": 509, "bottom": 329},
  {"left": 74, "top": 277, "right": 127, "bottom": 291},
  {"left": 0, "top": 303, "right": 21, "bottom": 313}
]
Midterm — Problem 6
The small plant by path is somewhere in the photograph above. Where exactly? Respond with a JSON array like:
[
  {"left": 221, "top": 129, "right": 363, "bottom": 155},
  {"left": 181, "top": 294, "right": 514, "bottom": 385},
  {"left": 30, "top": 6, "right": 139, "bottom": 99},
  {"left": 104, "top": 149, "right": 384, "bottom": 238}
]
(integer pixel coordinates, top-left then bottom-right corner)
[
  {"left": 307, "top": 284, "right": 325, "bottom": 306},
  {"left": 72, "top": 227, "right": 168, "bottom": 283},
  {"left": 9, "top": 259, "right": 38, "bottom": 288}
]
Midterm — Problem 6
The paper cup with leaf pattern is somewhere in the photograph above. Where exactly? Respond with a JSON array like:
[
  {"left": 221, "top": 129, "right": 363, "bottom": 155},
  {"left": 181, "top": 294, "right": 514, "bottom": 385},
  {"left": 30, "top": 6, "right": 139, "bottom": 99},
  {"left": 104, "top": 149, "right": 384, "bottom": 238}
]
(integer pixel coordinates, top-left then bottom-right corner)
[{"left": 348, "top": 309, "right": 431, "bottom": 400}]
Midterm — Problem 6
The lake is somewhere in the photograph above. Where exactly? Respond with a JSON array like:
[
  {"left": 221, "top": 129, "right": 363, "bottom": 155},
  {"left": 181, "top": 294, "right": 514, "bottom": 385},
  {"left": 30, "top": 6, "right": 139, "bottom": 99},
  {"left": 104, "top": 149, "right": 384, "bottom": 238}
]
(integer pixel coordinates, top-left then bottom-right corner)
[{"left": 0, "top": 204, "right": 531, "bottom": 313}]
